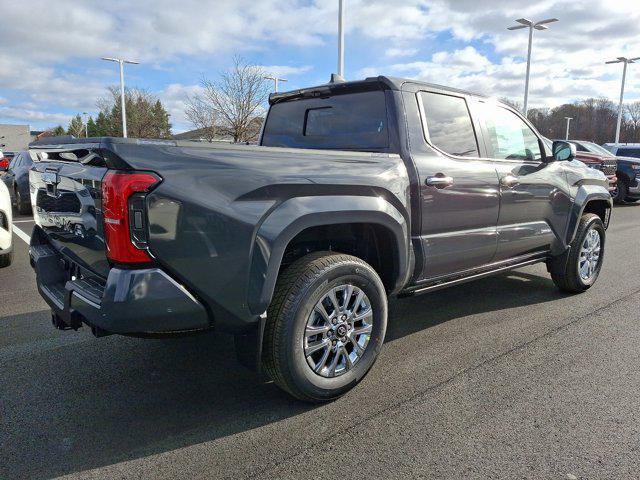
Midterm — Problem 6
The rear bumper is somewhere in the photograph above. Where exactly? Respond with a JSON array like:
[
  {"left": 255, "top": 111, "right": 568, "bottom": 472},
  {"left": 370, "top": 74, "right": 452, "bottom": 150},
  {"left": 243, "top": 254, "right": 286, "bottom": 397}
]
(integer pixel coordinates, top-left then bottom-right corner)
[{"left": 30, "top": 244, "right": 210, "bottom": 334}]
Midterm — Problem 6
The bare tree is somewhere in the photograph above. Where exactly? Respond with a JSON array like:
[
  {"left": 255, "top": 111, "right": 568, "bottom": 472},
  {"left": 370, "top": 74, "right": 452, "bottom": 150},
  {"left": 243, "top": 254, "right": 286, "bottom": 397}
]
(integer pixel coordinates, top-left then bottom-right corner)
[
  {"left": 186, "top": 56, "right": 269, "bottom": 142},
  {"left": 626, "top": 101, "right": 640, "bottom": 129},
  {"left": 184, "top": 94, "right": 219, "bottom": 142}
]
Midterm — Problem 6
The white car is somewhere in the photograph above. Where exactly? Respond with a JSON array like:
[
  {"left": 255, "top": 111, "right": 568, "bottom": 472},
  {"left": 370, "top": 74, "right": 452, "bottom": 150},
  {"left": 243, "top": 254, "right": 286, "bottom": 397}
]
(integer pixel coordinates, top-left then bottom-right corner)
[{"left": 0, "top": 181, "right": 13, "bottom": 267}]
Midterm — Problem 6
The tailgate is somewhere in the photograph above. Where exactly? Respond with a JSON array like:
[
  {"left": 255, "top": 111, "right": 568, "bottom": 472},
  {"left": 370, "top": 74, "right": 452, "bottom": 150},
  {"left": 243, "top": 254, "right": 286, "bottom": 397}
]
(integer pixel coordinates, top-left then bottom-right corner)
[{"left": 29, "top": 147, "right": 110, "bottom": 278}]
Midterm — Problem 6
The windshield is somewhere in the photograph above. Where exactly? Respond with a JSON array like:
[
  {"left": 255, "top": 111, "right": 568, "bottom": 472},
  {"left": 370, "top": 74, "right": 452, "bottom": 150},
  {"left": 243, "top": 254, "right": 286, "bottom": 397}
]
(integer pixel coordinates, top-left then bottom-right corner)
[{"left": 580, "top": 141, "right": 615, "bottom": 157}]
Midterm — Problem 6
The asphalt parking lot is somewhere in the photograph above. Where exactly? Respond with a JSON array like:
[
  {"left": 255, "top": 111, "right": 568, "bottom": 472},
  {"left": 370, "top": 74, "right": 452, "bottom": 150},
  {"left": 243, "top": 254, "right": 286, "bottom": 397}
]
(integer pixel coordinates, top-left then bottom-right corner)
[{"left": 1, "top": 205, "right": 639, "bottom": 479}]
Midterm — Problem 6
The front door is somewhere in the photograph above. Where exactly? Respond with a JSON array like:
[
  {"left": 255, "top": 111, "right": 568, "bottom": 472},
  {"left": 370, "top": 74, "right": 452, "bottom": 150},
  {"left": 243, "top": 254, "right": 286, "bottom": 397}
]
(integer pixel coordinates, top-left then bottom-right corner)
[
  {"left": 473, "top": 100, "right": 571, "bottom": 261},
  {"left": 411, "top": 90, "right": 500, "bottom": 280}
]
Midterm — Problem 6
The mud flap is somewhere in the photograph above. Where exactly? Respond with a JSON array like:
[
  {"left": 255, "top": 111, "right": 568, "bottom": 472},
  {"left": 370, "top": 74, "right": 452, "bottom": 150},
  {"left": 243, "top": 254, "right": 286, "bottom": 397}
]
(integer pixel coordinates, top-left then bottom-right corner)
[{"left": 234, "top": 313, "right": 267, "bottom": 374}]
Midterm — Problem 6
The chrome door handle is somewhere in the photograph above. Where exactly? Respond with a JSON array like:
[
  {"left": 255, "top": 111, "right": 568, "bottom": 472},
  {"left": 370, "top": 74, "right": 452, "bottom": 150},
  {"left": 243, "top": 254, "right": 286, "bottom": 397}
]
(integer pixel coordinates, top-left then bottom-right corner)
[
  {"left": 500, "top": 174, "right": 519, "bottom": 188},
  {"left": 426, "top": 175, "right": 454, "bottom": 188}
]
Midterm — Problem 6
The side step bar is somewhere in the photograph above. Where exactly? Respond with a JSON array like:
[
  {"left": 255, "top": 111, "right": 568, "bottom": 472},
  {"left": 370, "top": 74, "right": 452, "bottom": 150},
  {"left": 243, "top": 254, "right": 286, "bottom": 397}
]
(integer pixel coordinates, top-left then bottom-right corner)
[{"left": 400, "top": 256, "right": 547, "bottom": 297}]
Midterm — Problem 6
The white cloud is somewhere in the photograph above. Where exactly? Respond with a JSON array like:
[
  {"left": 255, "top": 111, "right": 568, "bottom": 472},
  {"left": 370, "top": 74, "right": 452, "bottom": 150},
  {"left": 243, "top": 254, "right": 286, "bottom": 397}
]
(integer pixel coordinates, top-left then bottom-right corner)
[
  {"left": 385, "top": 47, "right": 419, "bottom": 58},
  {"left": 259, "top": 65, "right": 313, "bottom": 77}
]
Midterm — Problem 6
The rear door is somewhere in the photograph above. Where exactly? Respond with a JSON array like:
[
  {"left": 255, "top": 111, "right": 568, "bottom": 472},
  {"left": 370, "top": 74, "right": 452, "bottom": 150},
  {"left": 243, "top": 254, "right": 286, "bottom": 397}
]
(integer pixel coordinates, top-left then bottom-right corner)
[
  {"left": 473, "top": 100, "right": 571, "bottom": 261},
  {"left": 411, "top": 89, "right": 500, "bottom": 280},
  {"left": 30, "top": 148, "right": 110, "bottom": 276}
]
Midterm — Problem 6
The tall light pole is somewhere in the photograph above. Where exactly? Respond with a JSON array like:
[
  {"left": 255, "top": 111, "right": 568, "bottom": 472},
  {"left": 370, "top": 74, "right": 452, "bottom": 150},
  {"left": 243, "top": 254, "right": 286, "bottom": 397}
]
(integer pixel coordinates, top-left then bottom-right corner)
[
  {"left": 508, "top": 17, "right": 558, "bottom": 116},
  {"left": 264, "top": 75, "right": 287, "bottom": 93},
  {"left": 605, "top": 56, "right": 640, "bottom": 143},
  {"left": 564, "top": 117, "right": 573, "bottom": 140},
  {"left": 101, "top": 57, "right": 139, "bottom": 138},
  {"left": 82, "top": 112, "right": 89, "bottom": 138},
  {"left": 337, "top": 0, "right": 345, "bottom": 78}
]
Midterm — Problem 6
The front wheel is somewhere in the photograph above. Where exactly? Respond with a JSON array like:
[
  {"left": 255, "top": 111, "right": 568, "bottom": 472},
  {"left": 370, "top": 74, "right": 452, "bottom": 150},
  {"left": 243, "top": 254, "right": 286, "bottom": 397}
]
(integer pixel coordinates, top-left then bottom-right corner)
[
  {"left": 548, "top": 213, "right": 605, "bottom": 293},
  {"left": 263, "top": 252, "right": 387, "bottom": 402}
]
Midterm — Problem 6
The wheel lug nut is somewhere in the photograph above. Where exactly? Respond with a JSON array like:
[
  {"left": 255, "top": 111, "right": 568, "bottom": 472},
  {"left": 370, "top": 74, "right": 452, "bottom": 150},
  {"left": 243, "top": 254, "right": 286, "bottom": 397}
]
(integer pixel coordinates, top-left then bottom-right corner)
[
  {"left": 332, "top": 340, "right": 337, "bottom": 346},
  {"left": 341, "top": 314, "right": 347, "bottom": 321},
  {"left": 332, "top": 318, "right": 337, "bottom": 325}
]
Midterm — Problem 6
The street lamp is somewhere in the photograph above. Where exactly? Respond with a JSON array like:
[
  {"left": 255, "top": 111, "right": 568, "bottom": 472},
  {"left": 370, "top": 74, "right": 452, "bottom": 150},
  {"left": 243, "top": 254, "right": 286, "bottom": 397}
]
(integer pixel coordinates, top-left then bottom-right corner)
[
  {"left": 605, "top": 56, "right": 640, "bottom": 143},
  {"left": 564, "top": 117, "right": 573, "bottom": 140},
  {"left": 508, "top": 17, "right": 558, "bottom": 116},
  {"left": 264, "top": 75, "right": 287, "bottom": 93},
  {"left": 101, "top": 56, "right": 139, "bottom": 138},
  {"left": 82, "top": 112, "right": 89, "bottom": 138}
]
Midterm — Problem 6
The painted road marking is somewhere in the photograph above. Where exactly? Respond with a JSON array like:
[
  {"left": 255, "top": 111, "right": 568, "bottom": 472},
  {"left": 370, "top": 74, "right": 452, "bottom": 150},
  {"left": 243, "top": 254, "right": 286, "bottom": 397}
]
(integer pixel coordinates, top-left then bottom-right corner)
[
  {"left": 12, "top": 225, "right": 31, "bottom": 245},
  {"left": 12, "top": 219, "right": 35, "bottom": 224}
]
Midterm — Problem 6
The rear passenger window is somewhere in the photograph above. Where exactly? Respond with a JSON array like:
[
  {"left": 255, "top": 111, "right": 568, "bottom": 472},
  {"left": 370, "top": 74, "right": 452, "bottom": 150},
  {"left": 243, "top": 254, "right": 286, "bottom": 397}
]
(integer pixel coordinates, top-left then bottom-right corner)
[{"left": 419, "top": 92, "right": 479, "bottom": 157}]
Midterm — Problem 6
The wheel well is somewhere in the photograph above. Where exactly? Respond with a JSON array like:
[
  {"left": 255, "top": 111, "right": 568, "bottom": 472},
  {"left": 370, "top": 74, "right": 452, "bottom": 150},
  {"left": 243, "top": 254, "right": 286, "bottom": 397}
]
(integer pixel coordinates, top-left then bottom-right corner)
[
  {"left": 280, "top": 223, "right": 399, "bottom": 292},
  {"left": 583, "top": 200, "right": 610, "bottom": 224}
]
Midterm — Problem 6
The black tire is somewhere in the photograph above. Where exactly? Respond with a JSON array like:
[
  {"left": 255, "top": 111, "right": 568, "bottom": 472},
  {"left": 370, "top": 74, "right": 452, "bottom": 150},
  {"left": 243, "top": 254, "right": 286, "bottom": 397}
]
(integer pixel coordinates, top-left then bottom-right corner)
[
  {"left": 612, "top": 179, "right": 628, "bottom": 204},
  {"left": 548, "top": 213, "right": 605, "bottom": 293},
  {"left": 16, "top": 189, "right": 31, "bottom": 215},
  {"left": 0, "top": 250, "right": 13, "bottom": 268},
  {"left": 263, "top": 252, "right": 387, "bottom": 402}
]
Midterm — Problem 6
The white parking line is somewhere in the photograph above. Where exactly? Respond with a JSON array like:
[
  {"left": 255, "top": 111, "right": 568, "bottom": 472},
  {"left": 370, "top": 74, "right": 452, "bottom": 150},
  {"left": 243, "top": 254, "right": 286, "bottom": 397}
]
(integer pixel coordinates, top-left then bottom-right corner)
[{"left": 12, "top": 224, "right": 31, "bottom": 245}]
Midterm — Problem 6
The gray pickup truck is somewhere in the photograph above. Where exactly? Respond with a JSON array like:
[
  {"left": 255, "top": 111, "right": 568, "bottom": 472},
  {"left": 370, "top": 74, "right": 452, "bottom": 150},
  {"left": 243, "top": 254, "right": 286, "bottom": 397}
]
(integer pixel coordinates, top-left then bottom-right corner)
[{"left": 29, "top": 76, "right": 611, "bottom": 402}]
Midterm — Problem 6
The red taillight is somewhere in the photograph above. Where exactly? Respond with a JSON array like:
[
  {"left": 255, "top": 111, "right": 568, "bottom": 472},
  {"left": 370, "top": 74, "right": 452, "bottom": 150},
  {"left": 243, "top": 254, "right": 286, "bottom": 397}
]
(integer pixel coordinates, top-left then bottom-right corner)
[{"left": 102, "top": 171, "right": 160, "bottom": 264}]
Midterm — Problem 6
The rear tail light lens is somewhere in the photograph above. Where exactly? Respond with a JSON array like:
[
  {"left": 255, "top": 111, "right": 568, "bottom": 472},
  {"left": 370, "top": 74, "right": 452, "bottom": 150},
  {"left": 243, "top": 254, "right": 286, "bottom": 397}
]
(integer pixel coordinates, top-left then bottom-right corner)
[{"left": 102, "top": 171, "right": 160, "bottom": 264}]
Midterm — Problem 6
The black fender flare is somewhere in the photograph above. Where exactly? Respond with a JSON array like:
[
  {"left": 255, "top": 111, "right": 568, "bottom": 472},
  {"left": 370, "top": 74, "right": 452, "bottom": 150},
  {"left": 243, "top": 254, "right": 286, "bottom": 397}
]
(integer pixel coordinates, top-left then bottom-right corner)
[
  {"left": 565, "top": 184, "right": 612, "bottom": 245},
  {"left": 247, "top": 195, "right": 409, "bottom": 315}
]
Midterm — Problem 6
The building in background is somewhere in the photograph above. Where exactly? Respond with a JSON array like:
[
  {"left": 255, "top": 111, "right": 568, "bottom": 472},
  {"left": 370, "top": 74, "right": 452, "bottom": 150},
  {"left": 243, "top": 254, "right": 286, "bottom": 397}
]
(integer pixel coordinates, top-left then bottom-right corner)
[{"left": 0, "top": 124, "right": 31, "bottom": 152}]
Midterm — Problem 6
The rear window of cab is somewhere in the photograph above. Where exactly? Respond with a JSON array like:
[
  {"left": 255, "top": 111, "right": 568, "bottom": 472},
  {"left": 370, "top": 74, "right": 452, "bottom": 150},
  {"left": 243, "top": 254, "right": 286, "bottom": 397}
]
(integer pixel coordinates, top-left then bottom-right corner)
[{"left": 261, "top": 90, "right": 389, "bottom": 151}]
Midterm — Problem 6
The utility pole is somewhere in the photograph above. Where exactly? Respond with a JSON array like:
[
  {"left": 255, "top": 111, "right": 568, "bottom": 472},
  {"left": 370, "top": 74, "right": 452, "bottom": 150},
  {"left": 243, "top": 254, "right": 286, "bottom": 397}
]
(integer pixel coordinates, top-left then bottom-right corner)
[
  {"left": 101, "top": 57, "right": 139, "bottom": 138},
  {"left": 82, "top": 112, "right": 89, "bottom": 138},
  {"left": 337, "top": 0, "right": 344, "bottom": 78},
  {"left": 564, "top": 117, "right": 573, "bottom": 140},
  {"left": 606, "top": 56, "right": 640, "bottom": 143},
  {"left": 264, "top": 76, "right": 287, "bottom": 93},
  {"left": 508, "top": 17, "right": 558, "bottom": 116}
]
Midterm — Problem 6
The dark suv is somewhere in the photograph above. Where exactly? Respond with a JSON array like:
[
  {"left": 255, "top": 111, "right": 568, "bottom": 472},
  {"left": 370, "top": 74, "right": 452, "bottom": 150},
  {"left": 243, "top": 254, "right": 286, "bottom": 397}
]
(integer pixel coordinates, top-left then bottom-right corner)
[{"left": 1, "top": 150, "right": 33, "bottom": 214}]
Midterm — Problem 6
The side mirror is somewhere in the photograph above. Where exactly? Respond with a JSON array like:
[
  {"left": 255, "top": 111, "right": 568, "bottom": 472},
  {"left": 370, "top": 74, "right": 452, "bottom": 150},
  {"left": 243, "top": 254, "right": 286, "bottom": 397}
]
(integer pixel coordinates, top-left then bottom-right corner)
[{"left": 551, "top": 141, "right": 576, "bottom": 162}]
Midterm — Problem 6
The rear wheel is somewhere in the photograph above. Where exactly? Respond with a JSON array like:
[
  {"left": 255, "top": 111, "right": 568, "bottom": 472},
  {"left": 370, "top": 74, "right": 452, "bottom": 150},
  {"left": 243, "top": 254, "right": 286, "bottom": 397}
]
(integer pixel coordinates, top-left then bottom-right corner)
[
  {"left": 548, "top": 213, "right": 605, "bottom": 293},
  {"left": 263, "top": 252, "right": 387, "bottom": 402},
  {"left": 0, "top": 250, "right": 13, "bottom": 268},
  {"left": 15, "top": 188, "right": 31, "bottom": 215}
]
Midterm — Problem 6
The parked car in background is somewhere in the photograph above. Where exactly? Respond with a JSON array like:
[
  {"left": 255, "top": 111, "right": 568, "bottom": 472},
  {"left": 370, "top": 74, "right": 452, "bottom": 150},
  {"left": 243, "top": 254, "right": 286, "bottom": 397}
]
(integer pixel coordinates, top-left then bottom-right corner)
[
  {"left": 570, "top": 141, "right": 640, "bottom": 204},
  {"left": 0, "top": 181, "right": 13, "bottom": 267},
  {"left": 0, "top": 151, "right": 15, "bottom": 171},
  {"left": 602, "top": 143, "right": 640, "bottom": 159},
  {"left": 29, "top": 77, "right": 612, "bottom": 402},
  {"left": 550, "top": 139, "right": 617, "bottom": 193},
  {"left": 1, "top": 150, "right": 33, "bottom": 214}
]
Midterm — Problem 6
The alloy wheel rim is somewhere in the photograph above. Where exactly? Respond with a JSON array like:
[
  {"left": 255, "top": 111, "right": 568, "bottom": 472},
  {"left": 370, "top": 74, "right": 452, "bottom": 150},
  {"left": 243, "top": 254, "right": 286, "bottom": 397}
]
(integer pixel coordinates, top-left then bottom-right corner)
[
  {"left": 303, "top": 283, "right": 373, "bottom": 378},
  {"left": 579, "top": 228, "right": 601, "bottom": 281}
]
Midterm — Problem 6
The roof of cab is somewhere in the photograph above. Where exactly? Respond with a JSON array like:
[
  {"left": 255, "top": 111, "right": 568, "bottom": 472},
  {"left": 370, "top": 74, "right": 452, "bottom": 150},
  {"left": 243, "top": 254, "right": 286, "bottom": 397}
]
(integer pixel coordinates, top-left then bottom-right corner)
[{"left": 268, "top": 75, "right": 490, "bottom": 105}]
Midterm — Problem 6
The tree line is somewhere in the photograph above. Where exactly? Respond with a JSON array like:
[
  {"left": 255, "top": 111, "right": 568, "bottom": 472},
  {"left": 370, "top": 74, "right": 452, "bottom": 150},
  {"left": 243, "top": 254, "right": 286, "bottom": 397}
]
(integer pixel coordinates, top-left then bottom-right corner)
[
  {"left": 503, "top": 97, "right": 640, "bottom": 144},
  {"left": 51, "top": 87, "right": 172, "bottom": 139}
]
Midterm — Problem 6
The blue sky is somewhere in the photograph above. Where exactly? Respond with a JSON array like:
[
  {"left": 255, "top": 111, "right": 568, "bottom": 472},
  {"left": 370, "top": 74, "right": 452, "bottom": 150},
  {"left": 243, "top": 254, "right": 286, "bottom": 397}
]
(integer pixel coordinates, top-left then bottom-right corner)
[{"left": 1, "top": 0, "right": 639, "bottom": 133}]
